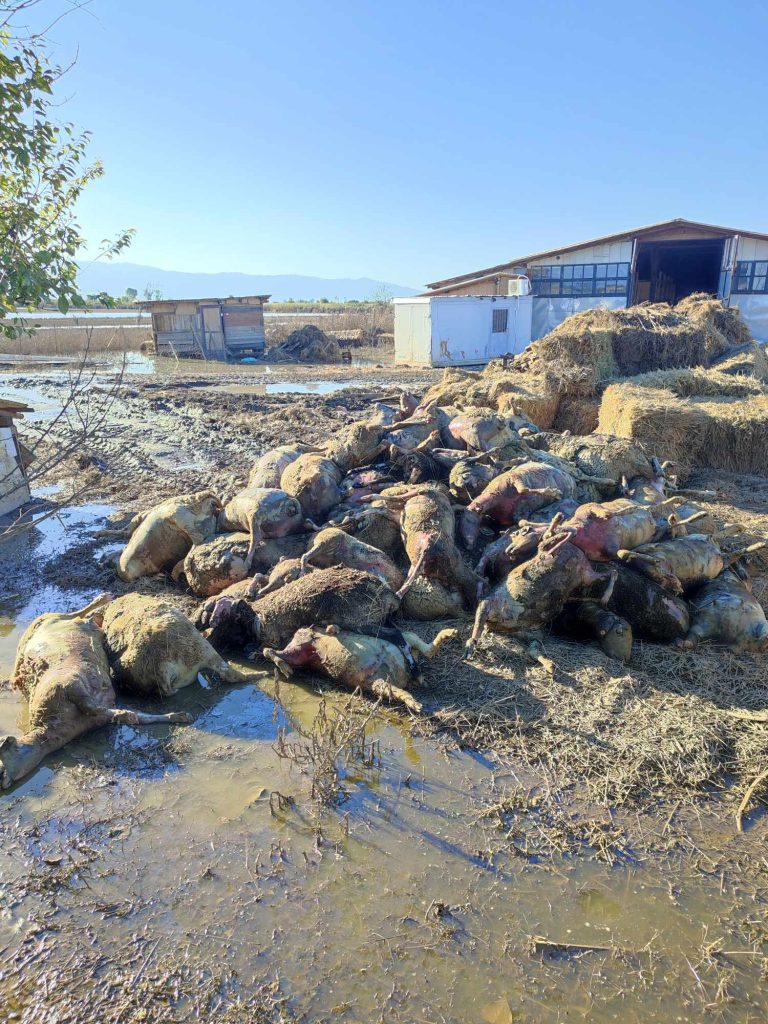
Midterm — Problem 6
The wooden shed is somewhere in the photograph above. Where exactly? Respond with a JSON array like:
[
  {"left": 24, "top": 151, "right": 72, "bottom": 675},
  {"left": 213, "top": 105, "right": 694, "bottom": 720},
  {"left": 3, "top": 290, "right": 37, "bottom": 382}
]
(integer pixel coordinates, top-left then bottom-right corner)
[
  {"left": 0, "top": 397, "right": 33, "bottom": 517},
  {"left": 142, "top": 294, "right": 271, "bottom": 361}
]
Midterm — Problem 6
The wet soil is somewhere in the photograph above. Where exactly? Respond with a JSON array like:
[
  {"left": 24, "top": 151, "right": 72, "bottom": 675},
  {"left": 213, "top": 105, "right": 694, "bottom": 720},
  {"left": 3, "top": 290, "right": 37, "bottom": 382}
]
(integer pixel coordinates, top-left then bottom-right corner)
[{"left": 1, "top": 360, "right": 768, "bottom": 1022}]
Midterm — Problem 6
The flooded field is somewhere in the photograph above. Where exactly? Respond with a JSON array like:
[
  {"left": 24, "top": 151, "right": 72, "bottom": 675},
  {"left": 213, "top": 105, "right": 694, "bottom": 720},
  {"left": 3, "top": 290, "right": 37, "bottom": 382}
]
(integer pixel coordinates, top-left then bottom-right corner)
[{"left": 1, "top": 361, "right": 768, "bottom": 1021}]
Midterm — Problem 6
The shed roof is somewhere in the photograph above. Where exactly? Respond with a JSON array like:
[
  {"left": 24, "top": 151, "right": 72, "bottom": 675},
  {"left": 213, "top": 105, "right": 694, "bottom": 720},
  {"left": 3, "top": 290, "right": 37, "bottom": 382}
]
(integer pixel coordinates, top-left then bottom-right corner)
[
  {"left": 0, "top": 397, "right": 33, "bottom": 418},
  {"left": 426, "top": 218, "right": 768, "bottom": 290},
  {"left": 141, "top": 295, "right": 271, "bottom": 308}
]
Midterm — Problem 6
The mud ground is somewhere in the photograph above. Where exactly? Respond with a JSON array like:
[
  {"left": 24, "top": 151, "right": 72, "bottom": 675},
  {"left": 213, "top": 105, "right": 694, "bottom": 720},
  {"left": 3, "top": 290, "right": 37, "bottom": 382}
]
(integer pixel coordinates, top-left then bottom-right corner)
[
  {"left": 2, "top": 361, "right": 439, "bottom": 607},
  {"left": 2, "top": 360, "right": 768, "bottom": 1022}
]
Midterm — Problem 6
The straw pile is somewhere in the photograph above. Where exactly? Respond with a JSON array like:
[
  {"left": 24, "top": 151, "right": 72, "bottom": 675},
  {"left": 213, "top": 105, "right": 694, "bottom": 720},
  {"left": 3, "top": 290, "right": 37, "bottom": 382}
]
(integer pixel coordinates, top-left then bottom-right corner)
[
  {"left": 693, "top": 395, "right": 768, "bottom": 475},
  {"left": 551, "top": 395, "right": 600, "bottom": 434},
  {"left": 512, "top": 308, "right": 617, "bottom": 394},
  {"left": 417, "top": 298, "right": 758, "bottom": 451},
  {"left": 628, "top": 366, "right": 767, "bottom": 398},
  {"left": 597, "top": 383, "right": 708, "bottom": 478},
  {"left": 488, "top": 373, "right": 561, "bottom": 429},
  {"left": 418, "top": 367, "right": 490, "bottom": 409},
  {"left": 512, "top": 297, "right": 734, "bottom": 385},
  {"left": 711, "top": 340, "right": 768, "bottom": 380},
  {"left": 677, "top": 292, "right": 752, "bottom": 351},
  {"left": 598, "top": 376, "right": 768, "bottom": 478}
]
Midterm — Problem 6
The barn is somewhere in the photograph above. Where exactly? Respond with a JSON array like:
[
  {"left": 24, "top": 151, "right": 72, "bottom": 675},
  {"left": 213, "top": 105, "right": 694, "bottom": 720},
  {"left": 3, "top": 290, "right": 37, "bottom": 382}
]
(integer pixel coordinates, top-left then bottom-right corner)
[
  {"left": 142, "top": 294, "right": 270, "bottom": 360},
  {"left": 405, "top": 218, "right": 768, "bottom": 364}
]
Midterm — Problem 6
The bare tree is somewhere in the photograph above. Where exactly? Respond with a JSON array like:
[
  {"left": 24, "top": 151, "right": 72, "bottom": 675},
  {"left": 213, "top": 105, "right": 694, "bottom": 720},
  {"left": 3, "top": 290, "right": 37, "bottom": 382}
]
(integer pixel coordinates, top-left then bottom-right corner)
[{"left": 0, "top": 327, "right": 127, "bottom": 542}]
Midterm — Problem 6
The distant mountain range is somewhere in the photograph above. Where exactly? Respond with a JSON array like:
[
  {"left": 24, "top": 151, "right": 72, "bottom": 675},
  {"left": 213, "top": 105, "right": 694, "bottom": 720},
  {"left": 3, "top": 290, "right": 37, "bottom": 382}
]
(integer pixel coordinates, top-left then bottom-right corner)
[{"left": 77, "top": 262, "right": 419, "bottom": 302}]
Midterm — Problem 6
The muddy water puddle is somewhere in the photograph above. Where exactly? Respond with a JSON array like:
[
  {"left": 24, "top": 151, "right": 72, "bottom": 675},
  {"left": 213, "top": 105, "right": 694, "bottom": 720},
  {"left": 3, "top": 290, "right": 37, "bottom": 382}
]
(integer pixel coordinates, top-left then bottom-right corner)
[
  {"left": 1, "top": 655, "right": 767, "bottom": 1021},
  {"left": 1, "top": 381, "right": 767, "bottom": 1019},
  {"left": 204, "top": 377, "right": 369, "bottom": 396}
]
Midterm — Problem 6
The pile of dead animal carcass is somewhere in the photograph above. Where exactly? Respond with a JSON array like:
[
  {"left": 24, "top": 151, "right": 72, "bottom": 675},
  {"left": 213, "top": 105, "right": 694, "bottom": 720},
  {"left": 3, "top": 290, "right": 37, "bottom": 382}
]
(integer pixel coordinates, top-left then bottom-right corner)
[{"left": 3, "top": 392, "right": 767, "bottom": 788}]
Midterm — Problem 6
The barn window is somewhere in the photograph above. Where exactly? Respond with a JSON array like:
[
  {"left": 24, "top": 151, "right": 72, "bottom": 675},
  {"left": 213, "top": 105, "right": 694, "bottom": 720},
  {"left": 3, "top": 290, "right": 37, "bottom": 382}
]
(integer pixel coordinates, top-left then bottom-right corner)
[
  {"left": 492, "top": 308, "right": 508, "bottom": 333},
  {"left": 530, "top": 262, "right": 630, "bottom": 298},
  {"left": 733, "top": 261, "right": 768, "bottom": 294}
]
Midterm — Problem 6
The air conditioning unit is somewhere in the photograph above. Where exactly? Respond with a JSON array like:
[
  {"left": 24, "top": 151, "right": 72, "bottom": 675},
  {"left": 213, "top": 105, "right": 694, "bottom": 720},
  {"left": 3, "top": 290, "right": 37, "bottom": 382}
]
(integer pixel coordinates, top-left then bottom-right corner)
[{"left": 507, "top": 276, "right": 531, "bottom": 297}]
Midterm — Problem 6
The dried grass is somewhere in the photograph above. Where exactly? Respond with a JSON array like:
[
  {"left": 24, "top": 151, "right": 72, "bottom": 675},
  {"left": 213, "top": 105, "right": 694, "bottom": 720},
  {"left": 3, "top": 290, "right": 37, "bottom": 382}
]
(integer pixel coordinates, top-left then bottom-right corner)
[
  {"left": 410, "top": 617, "right": 768, "bottom": 806},
  {"left": 509, "top": 298, "right": 741, "bottom": 401},
  {"left": 628, "top": 366, "right": 767, "bottom": 399},
  {"left": 597, "top": 382, "right": 708, "bottom": 478},
  {"left": 552, "top": 395, "right": 600, "bottom": 434},
  {"left": 598, "top": 380, "right": 768, "bottom": 477},
  {"left": 417, "top": 368, "right": 489, "bottom": 409},
  {"left": 488, "top": 373, "right": 561, "bottom": 428},
  {"left": 712, "top": 341, "right": 768, "bottom": 381},
  {"left": 677, "top": 292, "right": 753, "bottom": 351},
  {"left": 693, "top": 395, "right": 768, "bottom": 475},
  {"left": 1, "top": 324, "right": 149, "bottom": 354}
]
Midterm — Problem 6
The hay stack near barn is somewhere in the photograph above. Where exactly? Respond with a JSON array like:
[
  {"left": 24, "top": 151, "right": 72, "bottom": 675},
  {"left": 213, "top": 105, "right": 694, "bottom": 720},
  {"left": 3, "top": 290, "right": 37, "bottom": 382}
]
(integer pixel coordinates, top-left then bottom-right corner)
[
  {"left": 417, "top": 297, "right": 765, "bottom": 453},
  {"left": 597, "top": 384, "right": 708, "bottom": 478},
  {"left": 676, "top": 292, "right": 753, "bottom": 351},
  {"left": 710, "top": 340, "right": 768, "bottom": 380},
  {"left": 598, "top": 366, "right": 768, "bottom": 479},
  {"left": 513, "top": 297, "right": 733, "bottom": 385}
]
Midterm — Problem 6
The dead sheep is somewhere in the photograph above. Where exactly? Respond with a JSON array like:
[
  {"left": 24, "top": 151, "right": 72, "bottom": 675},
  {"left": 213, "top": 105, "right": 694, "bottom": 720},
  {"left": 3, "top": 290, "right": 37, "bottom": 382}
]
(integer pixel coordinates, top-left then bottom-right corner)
[
  {"left": 1, "top": 596, "right": 188, "bottom": 789},
  {"left": 102, "top": 594, "right": 247, "bottom": 698},
  {"left": 111, "top": 491, "right": 221, "bottom": 582}
]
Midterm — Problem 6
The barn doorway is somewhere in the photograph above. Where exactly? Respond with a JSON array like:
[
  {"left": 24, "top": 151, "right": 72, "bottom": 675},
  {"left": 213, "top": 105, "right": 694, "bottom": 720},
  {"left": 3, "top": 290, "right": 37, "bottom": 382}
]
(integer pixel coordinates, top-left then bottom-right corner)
[{"left": 632, "top": 237, "right": 725, "bottom": 304}]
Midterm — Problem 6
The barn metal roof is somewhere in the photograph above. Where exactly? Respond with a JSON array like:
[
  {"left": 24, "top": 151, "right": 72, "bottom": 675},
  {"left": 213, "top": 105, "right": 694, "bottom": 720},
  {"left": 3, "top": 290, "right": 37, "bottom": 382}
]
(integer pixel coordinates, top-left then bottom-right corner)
[{"left": 425, "top": 218, "right": 768, "bottom": 290}]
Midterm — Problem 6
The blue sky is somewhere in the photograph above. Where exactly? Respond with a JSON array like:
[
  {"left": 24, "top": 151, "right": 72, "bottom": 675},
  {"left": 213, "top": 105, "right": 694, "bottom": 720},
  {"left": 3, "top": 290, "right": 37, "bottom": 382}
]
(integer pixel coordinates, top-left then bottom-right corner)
[{"left": 36, "top": 0, "right": 768, "bottom": 287}]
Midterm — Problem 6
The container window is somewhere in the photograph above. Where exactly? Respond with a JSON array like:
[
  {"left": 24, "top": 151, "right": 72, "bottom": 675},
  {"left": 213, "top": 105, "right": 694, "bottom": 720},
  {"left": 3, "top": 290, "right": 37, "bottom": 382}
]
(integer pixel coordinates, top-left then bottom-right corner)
[{"left": 492, "top": 308, "right": 509, "bottom": 333}]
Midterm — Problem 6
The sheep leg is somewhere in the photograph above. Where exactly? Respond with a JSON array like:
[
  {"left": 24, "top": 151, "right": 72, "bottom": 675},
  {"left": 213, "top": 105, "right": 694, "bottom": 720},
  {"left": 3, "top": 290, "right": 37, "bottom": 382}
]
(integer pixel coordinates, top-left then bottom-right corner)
[
  {"left": 541, "top": 512, "right": 566, "bottom": 544},
  {"left": 465, "top": 600, "right": 491, "bottom": 659},
  {"left": 402, "top": 628, "right": 459, "bottom": 659},
  {"left": 108, "top": 709, "right": 192, "bottom": 726},
  {"left": 369, "top": 678, "right": 422, "bottom": 713},
  {"left": 244, "top": 516, "right": 264, "bottom": 570},
  {"left": 95, "top": 511, "right": 146, "bottom": 539},
  {"left": 262, "top": 647, "right": 294, "bottom": 678},
  {"left": 299, "top": 539, "right": 324, "bottom": 576},
  {"left": 722, "top": 542, "right": 767, "bottom": 567},
  {"left": 576, "top": 471, "right": 616, "bottom": 488},
  {"left": 598, "top": 567, "right": 617, "bottom": 605},
  {"left": 712, "top": 524, "right": 745, "bottom": 542},
  {"left": 395, "top": 547, "right": 428, "bottom": 601},
  {"left": 58, "top": 593, "right": 114, "bottom": 621}
]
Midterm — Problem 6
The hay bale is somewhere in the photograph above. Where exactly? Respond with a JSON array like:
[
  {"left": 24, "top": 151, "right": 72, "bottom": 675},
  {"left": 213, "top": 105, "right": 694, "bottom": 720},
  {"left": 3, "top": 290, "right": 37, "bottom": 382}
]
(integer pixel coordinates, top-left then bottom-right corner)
[
  {"left": 599, "top": 381, "right": 768, "bottom": 477},
  {"left": 514, "top": 308, "right": 617, "bottom": 395},
  {"left": 692, "top": 395, "right": 768, "bottom": 475},
  {"left": 628, "top": 366, "right": 767, "bottom": 399},
  {"left": 676, "top": 292, "right": 752, "bottom": 352},
  {"left": 486, "top": 372, "right": 560, "bottom": 429},
  {"left": 711, "top": 341, "right": 768, "bottom": 381},
  {"left": 418, "top": 368, "right": 489, "bottom": 409},
  {"left": 597, "top": 383, "right": 708, "bottom": 479},
  {"left": 513, "top": 298, "right": 744, "bottom": 397},
  {"left": 552, "top": 395, "right": 600, "bottom": 435}
]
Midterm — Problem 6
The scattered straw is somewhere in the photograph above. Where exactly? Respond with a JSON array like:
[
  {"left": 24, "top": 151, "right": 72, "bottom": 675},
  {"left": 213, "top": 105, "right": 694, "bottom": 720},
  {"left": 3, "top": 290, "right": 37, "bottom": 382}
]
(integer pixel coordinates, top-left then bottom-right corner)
[{"left": 597, "top": 383, "right": 708, "bottom": 479}]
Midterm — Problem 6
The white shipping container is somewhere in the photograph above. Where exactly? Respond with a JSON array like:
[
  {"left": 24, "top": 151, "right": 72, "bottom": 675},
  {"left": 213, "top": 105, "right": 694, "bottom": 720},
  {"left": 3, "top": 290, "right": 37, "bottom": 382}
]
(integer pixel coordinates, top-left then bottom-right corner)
[{"left": 394, "top": 294, "right": 533, "bottom": 367}]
